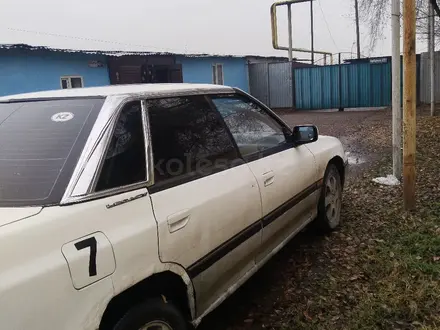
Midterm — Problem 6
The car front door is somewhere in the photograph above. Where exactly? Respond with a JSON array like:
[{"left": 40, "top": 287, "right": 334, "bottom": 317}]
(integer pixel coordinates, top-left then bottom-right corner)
[
  {"left": 146, "top": 95, "right": 262, "bottom": 315},
  {"left": 210, "top": 93, "right": 319, "bottom": 263}
]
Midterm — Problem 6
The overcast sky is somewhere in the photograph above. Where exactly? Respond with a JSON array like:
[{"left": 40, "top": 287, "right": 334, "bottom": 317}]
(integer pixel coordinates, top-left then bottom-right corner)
[{"left": 0, "top": 0, "right": 422, "bottom": 61}]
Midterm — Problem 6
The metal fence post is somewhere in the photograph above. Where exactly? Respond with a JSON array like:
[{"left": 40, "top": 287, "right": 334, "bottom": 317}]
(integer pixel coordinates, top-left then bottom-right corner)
[
  {"left": 291, "top": 62, "right": 295, "bottom": 109},
  {"left": 267, "top": 62, "right": 271, "bottom": 107},
  {"left": 338, "top": 53, "right": 344, "bottom": 111}
]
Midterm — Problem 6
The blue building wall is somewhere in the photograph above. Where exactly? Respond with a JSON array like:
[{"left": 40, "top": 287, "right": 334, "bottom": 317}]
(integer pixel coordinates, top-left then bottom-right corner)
[
  {"left": 0, "top": 49, "right": 250, "bottom": 97},
  {"left": 0, "top": 49, "right": 110, "bottom": 96},
  {"left": 176, "top": 56, "right": 249, "bottom": 92}
]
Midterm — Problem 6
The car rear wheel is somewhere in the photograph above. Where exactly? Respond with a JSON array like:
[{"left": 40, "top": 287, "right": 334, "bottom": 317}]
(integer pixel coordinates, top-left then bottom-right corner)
[
  {"left": 316, "top": 164, "right": 342, "bottom": 231},
  {"left": 113, "top": 297, "right": 188, "bottom": 330}
]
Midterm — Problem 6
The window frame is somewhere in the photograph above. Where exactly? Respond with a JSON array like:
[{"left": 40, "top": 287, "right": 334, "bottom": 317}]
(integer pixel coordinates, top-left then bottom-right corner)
[
  {"left": 92, "top": 100, "right": 150, "bottom": 193},
  {"left": 59, "top": 97, "right": 154, "bottom": 205},
  {"left": 208, "top": 90, "right": 294, "bottom": 162},
  {"left": 89, "top": 98, "right": 153, "bottom": 195},
  {"left": 212, "top": 63, "right": 224, "bottom": 85},
  {"left": 60, "top": 76, "right": 84, "bottom": 89}
]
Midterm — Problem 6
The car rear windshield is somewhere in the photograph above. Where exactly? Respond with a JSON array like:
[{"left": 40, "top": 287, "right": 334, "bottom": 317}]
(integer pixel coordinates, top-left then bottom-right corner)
[{"left": 0, "top": 98, "right": 104, "bottom": 207}]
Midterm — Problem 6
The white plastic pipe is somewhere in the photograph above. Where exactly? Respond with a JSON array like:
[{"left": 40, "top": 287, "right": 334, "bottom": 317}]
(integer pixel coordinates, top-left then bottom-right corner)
[
  {"left": 392, "top": 0, "right": 402, "bottom": 180},
  {"left": 288, "top": 3, "right": 293, "bottom": 62},
  {"left": 430, "top": 4, "right": 435, "bottom": 116}
]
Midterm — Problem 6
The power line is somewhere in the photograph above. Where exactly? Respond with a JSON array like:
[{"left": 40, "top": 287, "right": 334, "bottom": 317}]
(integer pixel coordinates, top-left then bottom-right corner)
[
  {"left": 2, "top": 26, "right": 205, "bottom": 54},
  {"left": 317, "top": 0, "right": 340, "bottom": 51}
]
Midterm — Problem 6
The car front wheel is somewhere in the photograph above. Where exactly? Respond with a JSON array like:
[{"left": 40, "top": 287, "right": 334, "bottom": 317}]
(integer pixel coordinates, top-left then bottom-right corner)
[
  {"left": 316, "top": 163, "right": 342, "bottom": 231},
  {"left": 113, "top": 297, "right": 188, "bottom": 330}
]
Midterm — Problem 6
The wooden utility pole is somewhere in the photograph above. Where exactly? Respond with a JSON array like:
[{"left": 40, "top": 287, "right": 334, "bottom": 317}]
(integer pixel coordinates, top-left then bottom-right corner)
[
  {"left": 403, "top": 0, "right": 416, "bottom": 210},
  {"left": 354, "top": 0, "right": 361, "bottom": 59}
]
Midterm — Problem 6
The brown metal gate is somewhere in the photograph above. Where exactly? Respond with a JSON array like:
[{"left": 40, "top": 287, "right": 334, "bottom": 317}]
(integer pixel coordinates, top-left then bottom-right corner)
[{"left": 108, "top": 56, "right": 183, "bottom": 85}]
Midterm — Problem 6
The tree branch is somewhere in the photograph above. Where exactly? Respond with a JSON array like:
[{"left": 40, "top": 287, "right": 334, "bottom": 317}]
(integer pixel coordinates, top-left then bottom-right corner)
[{"left": 429, "top": 0, "right": 440, "bottom": 18}]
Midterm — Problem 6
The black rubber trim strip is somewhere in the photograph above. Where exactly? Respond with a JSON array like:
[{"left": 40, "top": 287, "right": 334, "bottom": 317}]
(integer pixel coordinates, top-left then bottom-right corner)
[
  {"left": 262, "top": 181, "right": 320, "bottom": 227},
  {"left": 187, "top": 180, "right": 322, "bottom": 278},
  {"left": 187, "top": 220, "right": 262, "bottom": 278},
  {"left": 243, "top": 142, "right": 294, "bottom": 163}
]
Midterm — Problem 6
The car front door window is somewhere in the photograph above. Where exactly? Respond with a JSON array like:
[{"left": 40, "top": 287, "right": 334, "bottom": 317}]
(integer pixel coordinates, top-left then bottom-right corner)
[{"left": 211, "top": 96, "right": 287, "bottom": 158}]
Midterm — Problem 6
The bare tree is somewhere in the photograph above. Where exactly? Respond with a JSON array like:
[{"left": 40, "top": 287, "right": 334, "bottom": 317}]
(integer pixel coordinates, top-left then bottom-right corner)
[
  {"left": 416, "top": 1, "right": 440, "bottom": 47},
  {"left": 358, "top": 0, "right": 390, "bottom": 52},
  {"left": 359, "top": 0, "right": 431, "bottom": 51}
]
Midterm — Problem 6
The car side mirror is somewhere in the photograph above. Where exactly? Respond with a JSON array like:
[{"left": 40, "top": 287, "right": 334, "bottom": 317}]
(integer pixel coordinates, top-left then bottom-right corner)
[{"left": 292, "top": 125, "right": 318, "bottom": 145}]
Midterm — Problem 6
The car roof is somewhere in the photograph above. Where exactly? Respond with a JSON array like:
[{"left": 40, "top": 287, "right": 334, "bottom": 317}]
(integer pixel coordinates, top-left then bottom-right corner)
[{"left": 0, "top": 83, "right": 235, "bottom": 102}]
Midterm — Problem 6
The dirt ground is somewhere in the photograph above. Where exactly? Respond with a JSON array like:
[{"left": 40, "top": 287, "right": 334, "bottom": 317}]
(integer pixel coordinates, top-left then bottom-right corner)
[{"left": 199, "top": 107, "right": 440, "bottom": 330}]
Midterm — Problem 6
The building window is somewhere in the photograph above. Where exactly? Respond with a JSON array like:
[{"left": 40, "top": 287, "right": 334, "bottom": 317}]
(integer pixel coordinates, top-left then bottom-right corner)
[
  {"left": 61, "top": 76, "right": 84, "bottom": 89},
  {"left": 212, "top": 64, "right": 224, "bottom": 85}
]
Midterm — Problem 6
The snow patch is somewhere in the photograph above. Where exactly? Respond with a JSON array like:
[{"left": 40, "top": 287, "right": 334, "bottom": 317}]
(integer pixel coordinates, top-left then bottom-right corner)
[
  {"left": 345, "top": 152, "right": 366, "bottom": 165},
  {"left": 372, "top": 175, "right": 400, "bottom": 186},
  {"left": 347, "top": 156, "right": 366, "bottom": 165}
]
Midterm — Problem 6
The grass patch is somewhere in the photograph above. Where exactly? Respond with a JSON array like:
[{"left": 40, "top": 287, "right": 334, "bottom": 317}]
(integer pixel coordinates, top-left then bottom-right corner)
[{"left": 353, "top": 218, "right": 440, "bottom": 329}]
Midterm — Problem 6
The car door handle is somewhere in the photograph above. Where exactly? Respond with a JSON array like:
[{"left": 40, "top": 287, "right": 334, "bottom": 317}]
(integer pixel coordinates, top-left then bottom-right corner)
[
  {"left": 262, "top": 170, "right": 275, "bottom": 187},
  {"left": 167, "top": 209, "right": 191, "bottom": 233}
]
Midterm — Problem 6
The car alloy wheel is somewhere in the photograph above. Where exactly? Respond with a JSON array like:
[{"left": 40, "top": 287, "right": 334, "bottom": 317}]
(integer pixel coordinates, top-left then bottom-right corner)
[
  {"left": 324, "top": 168, "right": 342, "bottom": 228},
  {"left": 140, "top": 320, "right": 173, "bottom": 330}
]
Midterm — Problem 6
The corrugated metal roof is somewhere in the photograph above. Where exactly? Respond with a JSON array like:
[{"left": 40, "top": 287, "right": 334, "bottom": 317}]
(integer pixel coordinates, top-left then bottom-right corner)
[{"left": 0, "top": 43, "right": 288, "bottom": 59}]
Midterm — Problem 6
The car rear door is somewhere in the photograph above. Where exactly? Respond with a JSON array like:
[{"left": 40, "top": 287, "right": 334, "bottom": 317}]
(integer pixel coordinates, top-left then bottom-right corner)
[
  {"left": 146, "top": 95, "right": 262, "bottom": 315},
  {"left": 210, "top": 93, "right": 319, "bottom": 263}
]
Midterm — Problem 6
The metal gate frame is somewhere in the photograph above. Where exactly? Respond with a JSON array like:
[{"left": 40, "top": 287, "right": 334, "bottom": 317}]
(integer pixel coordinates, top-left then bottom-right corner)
[{"left": 248, "top": 62, "right": 294, "bottom": 109}]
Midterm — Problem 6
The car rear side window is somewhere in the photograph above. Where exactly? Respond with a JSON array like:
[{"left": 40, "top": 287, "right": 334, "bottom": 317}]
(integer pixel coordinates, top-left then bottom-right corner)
[
  {"left": 95, "top": 101, "right": 147, "bottom": 192},
  {"left": 147, "top": 96, "right": 241, "bottom": 192},
  {"left": 0, "top": 98, "right": 103, "bottom": 207}
]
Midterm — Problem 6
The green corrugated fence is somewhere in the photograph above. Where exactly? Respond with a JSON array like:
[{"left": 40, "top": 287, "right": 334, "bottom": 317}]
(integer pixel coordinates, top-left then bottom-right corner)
[{"left": 294, "top": 60, "right": 392, "bottom": 110}]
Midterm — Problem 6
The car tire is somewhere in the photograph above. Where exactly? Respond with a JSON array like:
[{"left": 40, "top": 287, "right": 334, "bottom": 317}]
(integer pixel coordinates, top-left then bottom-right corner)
[
  {"left": 113, "top": 297, "right": 189, "bottom": 330},
  {"left": 316, "top": 163, "right": 342, "bottom": 231}
]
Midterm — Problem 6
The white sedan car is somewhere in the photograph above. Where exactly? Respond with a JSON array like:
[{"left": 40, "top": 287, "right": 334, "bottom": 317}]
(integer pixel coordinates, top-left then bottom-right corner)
[{"left": 0, "top": 84, "right": 346, "bottom": 330}]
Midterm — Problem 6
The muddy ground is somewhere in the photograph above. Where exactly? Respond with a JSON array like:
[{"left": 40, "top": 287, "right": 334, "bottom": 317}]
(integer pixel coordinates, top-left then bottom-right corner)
[{"left": 199, "top": 107, "right": 440, "bottom": 330}]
